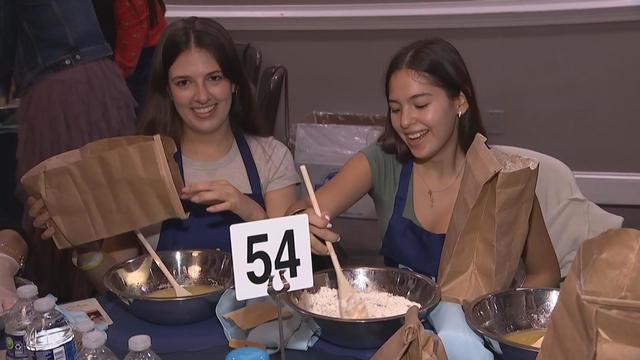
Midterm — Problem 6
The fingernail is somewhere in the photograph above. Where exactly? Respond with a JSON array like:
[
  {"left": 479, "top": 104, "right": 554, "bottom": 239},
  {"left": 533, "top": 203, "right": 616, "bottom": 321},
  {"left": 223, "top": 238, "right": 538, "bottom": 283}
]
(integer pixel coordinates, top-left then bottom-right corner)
[
  {"left": 323, "top": 214, "right": 330, "bottom": 221},
  {"left": 327, "top": 222, "right": 333, "bottom": 229},
  {"left": 335, "top": 236, "right": 341, "bottom": 242}
]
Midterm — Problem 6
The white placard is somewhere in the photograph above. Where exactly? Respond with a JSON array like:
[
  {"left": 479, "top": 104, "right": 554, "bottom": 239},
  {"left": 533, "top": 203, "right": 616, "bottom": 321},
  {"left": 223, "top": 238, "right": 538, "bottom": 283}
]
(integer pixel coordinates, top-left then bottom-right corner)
[{"left": 230, "top": 214, "right": 313, "bottom": 301}]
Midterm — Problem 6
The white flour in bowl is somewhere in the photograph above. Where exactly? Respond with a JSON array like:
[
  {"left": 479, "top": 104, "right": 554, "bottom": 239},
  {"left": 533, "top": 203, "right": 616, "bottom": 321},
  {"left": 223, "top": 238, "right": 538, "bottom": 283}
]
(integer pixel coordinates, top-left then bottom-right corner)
[{"left": 302, "top": 286, "right": 420, "bottom": 319}]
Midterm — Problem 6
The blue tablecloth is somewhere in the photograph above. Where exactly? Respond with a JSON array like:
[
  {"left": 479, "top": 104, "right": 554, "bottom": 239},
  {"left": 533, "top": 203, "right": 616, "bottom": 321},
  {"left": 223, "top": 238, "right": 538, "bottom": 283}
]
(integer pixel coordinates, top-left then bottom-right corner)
[{"left": 98, "top": 295, "right": 376, "bottom": 359}]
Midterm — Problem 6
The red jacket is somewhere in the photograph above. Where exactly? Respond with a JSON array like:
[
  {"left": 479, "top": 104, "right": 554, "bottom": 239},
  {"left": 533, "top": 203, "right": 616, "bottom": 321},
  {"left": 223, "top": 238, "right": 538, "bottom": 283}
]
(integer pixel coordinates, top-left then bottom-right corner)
[{"left": 114, "top": 0, "right": 166, "bottom": 77}]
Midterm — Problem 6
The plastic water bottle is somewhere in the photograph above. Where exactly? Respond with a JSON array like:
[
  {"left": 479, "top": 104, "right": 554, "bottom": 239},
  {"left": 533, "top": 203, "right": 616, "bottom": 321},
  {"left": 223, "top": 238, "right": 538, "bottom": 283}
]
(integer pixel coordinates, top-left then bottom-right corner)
[
  {"left": 4, "top": 284, "right": 39, "bottom": 359},
  {"left": 123, "top": 335, "right": 161, "bottom": 360},
  {"left": 75, "top": 330, "right": 117, "bottom": 360},
  {"left": 25, "top": 296, "right": 76, "bottom": 360},
  {"left": 72, "top": 319, "right": 95, "bottom": 351}
]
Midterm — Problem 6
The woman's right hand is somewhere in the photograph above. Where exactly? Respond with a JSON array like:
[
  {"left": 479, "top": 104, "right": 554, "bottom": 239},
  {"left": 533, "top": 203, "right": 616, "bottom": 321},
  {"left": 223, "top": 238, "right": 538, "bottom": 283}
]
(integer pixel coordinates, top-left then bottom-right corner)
[
  {"left": 0, "top": 229, "right": 22, "bottom": 312},
  {"left": 301, "top": 209, "right": 341, "bottom": 255},
  {"left": 0, "top": 254, "right": 18, "bottom": 312},
  {"left": 27, "top": 196, "right": 55, "bottom": 239}
]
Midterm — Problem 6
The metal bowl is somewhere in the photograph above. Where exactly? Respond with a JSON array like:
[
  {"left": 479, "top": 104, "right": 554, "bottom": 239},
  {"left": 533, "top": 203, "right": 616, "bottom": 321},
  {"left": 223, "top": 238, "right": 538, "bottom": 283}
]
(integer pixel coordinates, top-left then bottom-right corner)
[
  {"left": 284, "top": 266, "right": 440, "bottom": 349},
  {"left": 104, "top": 249, "right": 233, "bottom": 325},
  {"left": 465, "top": 288, "right": 560, "bottom": 360}
]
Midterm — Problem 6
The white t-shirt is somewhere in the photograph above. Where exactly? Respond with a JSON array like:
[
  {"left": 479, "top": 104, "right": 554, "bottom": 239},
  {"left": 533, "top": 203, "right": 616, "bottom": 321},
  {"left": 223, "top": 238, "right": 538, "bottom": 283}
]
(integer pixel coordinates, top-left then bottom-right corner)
[
  {"left": 143, "top": 135, "right": 299, "bottom": 248},
  {"left": 182, "top": 135, "right": 299, "bottom": 193}
]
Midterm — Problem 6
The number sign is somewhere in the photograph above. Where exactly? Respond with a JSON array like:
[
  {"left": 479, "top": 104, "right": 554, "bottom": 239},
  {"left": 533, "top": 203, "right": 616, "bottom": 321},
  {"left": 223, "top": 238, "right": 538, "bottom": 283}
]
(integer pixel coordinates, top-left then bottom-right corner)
[{"left": 230, "top": 214, "right": 313, "bottom": 301}]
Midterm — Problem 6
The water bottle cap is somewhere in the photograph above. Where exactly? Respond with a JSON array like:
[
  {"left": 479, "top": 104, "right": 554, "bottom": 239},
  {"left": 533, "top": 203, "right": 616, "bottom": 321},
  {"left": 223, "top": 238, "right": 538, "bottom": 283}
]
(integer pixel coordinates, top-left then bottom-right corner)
[
  {"left": 128, "top": 334, "right": 151, "bottom": 352},
  {"left": 75, "top": 319, "right": 95, "bottom": 333},
  {"left": 224, "top": 347, "right": 269, "bottom": 360},
  {"left": 16, "top": 284, "right": 38, "bottom": 299},
  {"left": 33, "top": 296, "right": 56, "bottom": 312},
  {"left": 82, "top": 330, "right": 107, "bottom": 349}
]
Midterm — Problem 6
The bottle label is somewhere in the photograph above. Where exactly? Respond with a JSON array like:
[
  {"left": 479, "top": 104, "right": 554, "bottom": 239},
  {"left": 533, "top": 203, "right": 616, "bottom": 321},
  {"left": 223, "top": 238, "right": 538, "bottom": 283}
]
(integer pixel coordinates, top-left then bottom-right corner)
[
  {"left": 5, "top": 333, "right": 30, "bottom": 358},
  {"left": 33, "top": 340, "right": 76, "bottom": 360}
]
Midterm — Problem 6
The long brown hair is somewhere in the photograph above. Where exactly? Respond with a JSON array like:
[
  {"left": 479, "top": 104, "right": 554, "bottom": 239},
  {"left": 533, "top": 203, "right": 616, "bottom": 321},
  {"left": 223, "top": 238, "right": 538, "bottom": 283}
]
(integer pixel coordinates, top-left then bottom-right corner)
[
  {"left": 379, "top": 38, "right": 486, "bottom": 162},
  {"left": 137, "top": 17, "right": 265, "bottom": 145}
]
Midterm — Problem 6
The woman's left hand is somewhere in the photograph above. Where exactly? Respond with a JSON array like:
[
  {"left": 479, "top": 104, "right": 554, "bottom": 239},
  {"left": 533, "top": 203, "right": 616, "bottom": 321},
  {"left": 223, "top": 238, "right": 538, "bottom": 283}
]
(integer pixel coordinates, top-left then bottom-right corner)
[{"left": 182, "top": 180, "right": 266, "bottom": 222}]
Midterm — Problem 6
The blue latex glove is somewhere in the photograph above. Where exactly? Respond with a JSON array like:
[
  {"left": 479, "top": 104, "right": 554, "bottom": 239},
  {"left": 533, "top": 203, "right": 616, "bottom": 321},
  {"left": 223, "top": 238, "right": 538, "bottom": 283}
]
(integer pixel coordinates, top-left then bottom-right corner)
[{"left": 428, "top": 301, "right": 494, "bottom": 360}]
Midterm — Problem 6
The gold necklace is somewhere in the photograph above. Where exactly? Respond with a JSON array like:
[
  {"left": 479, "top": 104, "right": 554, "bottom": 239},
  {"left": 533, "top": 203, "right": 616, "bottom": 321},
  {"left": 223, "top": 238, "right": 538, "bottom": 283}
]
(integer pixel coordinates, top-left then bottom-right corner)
[{"left": 415, "top": 163, "right": 465, "bottom": 208}]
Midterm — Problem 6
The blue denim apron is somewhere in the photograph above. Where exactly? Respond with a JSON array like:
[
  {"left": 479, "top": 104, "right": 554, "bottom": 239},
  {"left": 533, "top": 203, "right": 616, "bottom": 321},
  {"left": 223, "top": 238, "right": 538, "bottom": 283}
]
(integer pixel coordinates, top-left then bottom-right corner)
[
  {"left": 380, "top": 161, "right": 446, "bottom": 279},
  {"left": 157, "top": 132, "right": 265, "bottom": 252}
]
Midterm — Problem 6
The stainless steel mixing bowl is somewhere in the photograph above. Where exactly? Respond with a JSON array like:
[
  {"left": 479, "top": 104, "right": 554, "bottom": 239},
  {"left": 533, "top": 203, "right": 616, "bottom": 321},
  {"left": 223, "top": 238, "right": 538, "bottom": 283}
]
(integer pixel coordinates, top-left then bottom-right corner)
[
  {"left": 284, "top": 266, "right": 440, "bottom": 349},
  {"left": 465, "top": 288, "right": 560, "bottom": 360},
  {"left": 103, "top": 249, "right": 233, "bottom": 324}
]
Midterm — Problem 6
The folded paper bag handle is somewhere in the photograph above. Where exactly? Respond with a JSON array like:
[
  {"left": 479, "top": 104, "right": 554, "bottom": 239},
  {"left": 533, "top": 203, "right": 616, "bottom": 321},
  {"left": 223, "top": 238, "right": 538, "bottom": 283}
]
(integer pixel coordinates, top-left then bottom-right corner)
[
  {"left": 371, "top": 306, "right": 420, "bottom": 360},
  {"left": 402, "top": 324, "right": 418, "bottom": 344}
]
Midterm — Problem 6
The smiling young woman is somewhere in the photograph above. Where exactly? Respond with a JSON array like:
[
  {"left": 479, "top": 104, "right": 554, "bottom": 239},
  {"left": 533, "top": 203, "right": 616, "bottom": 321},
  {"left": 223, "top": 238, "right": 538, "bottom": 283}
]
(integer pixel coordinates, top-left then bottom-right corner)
[
  {"left": 135, "top": 17, "right": 300, "bottom": 252},
  {"left": 25, "top": 17, "right": 300, "bottom": 294},
  {"left": 287, "top": 38, "right": 560, "bottom": 360}
]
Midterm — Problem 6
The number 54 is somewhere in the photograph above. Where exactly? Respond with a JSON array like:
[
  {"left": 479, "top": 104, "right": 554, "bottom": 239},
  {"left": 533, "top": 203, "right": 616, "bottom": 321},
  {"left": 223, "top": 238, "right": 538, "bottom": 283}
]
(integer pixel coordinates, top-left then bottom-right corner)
[{"left": 246, "top": 230, "right": 301, "bottom": 285}]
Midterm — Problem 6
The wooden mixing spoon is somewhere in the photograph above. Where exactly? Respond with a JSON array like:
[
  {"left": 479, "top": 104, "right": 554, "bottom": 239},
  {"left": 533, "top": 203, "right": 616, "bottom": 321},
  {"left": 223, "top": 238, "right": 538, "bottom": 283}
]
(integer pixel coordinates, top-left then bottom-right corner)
[{"left": 299, "top": 165, "right": 367, "bottom": 319}]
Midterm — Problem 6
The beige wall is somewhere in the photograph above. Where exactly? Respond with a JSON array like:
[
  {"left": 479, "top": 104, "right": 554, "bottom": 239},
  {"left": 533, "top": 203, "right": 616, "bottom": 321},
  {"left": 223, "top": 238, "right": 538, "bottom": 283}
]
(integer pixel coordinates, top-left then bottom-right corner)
[{"left": 232, "top": 22, "right": 640, "bottom": 171}]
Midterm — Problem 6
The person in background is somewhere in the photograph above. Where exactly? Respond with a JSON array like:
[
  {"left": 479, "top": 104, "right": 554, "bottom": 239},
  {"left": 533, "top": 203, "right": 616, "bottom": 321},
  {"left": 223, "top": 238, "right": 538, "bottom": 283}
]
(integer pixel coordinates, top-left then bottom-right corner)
[
  {"left": 0, "top": 0, "right": 137, "bottom": 302},
  {"left": 26, "top": 17, "right": 299, "bottom": 293},
  {"left": 113, "top": 0, "right": 167, "bottom": 110},
  {"left": 287, "top": 38, "right": 560, "bottom": 359}
]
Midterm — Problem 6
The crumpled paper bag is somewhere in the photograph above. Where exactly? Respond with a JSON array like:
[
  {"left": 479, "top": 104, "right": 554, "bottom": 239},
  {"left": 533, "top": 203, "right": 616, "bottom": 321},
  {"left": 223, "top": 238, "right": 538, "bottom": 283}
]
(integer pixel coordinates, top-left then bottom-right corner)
[
  {"left": 20, "top": 135, "right": 186, "bottom": 249},
  {"left": 372, "top": 305, "right": 448, "bottom": 360},
  {"left": 537, "top": 228, "right": 640, "bottom": 359},
  {"left": 438, "top": 133, "right": 540, "bottom": 304}
]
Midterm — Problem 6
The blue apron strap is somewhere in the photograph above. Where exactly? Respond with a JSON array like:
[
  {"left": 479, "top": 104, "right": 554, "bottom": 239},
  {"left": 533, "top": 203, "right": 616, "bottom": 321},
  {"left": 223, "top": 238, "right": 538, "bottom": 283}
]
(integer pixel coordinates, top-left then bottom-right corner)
[
  {"left": 392, "top": 161, "right": 413, "bottom": 216},
  {"left": 233, "top": 131, "right": 265, "bottom": 207},
  {"left": 381, "top": 160, "right": 446, "bottom": 278},
  {"left": 174, "top": 148, "right": 185, "bottom": 181}
]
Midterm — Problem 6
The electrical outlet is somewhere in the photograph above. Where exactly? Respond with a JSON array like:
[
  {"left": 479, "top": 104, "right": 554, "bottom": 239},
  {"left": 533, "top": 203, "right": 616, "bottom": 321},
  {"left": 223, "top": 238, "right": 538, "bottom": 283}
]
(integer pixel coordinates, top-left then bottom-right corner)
[{"left": 486, "top": 109, "right": 505, "bottom": 135}]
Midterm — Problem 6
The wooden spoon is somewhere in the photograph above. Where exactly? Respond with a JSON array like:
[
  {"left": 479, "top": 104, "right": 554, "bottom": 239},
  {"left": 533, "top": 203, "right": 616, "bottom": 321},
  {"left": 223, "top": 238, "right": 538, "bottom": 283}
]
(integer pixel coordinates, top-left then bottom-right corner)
[
  {"left": 299, "top": 165, "right": 368, "bottom": 319},
  {"left": 134, "top": 230, "right": 192, "bottom": 297}
]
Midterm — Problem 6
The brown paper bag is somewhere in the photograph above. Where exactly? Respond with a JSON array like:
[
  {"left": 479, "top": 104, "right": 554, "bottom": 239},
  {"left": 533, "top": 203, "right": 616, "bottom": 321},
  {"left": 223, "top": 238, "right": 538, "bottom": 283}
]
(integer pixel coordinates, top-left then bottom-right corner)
[
  {"left": 438, "top": 134, "right": 540, "bottom": 304},
  {"left": 371, "top": 306, "right": 448, "bottom": 360},
  {"left": 536, "top": 228, "right": 640, "bottom": 359},
  {"left": 20, "top": 135, "right": 186, "bottom": 249},
  {"left": 223, "top": 301, "right": 291, "bottom": 330}
]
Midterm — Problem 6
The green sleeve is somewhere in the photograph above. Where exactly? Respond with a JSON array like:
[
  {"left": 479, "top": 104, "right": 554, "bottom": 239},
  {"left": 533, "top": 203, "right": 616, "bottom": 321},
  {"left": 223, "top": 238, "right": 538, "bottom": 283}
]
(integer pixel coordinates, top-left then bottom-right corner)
[{"left": 360, "top": 143, "right": 405, "bottom": 238}]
